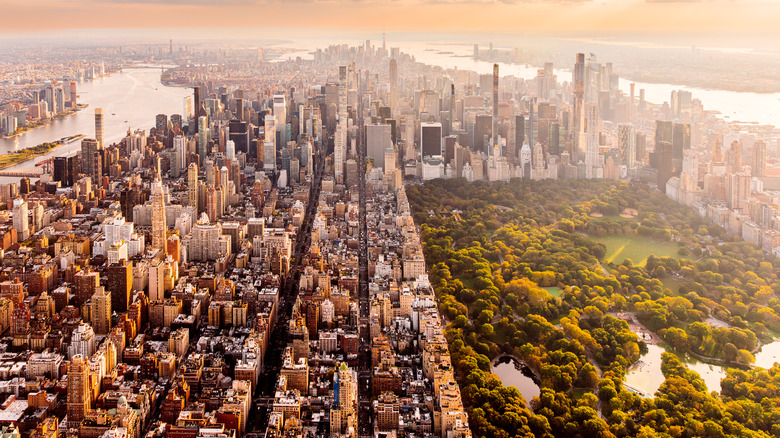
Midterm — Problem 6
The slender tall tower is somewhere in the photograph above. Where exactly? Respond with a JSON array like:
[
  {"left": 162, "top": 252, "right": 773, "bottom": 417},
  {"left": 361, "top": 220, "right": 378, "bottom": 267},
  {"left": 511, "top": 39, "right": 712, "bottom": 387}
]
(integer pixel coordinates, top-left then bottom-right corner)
[
  {"left": 573, "top": 53, "right": 586, "bottom": 161},
  {"left": 198, "top": 116, "right": 208, "bottom": 165},
  {"left": 188, "top": 163, "right": 199, "bottom": 213},
  {"left": 95, "top": 108, "right": 104, "bottom": 148},
  {"left": 334, "top": 65, "right": 348, "bottom": 180},
  {"left": 753, "top": 140, "right": 767, "bottom": 177},
  {"left": 194, "top": 86, "right": 202, "bottom": 119},
  {"left": 67, "top": 355, "right": 92, "bottom": 427},
  {"left": 389, "top": 59, "right": 398, "bottom": 110},
  {"left": 449, "top": 84, "right": 455, "bottom": 134},
  {"left": 492, "top": 64, "right": 499, "bottom": 150},
  {"left": 585, "top": 102, "right": 600, "bottom": 178},
  {"left": 151, "top": 175, "right": 167, "bottom": 256}
]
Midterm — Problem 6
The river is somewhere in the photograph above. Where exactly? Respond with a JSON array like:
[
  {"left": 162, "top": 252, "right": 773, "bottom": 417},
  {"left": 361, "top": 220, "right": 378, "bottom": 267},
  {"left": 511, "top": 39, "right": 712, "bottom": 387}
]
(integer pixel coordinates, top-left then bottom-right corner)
[
  {"left": 2, "top": 38, "right": 776, "bottom": 184},
  {"left": 279, "top": 38, "right": 780, "bottom": 128},
  {"left": 0, "top": 67, "right": 191, "bottom": 183}
]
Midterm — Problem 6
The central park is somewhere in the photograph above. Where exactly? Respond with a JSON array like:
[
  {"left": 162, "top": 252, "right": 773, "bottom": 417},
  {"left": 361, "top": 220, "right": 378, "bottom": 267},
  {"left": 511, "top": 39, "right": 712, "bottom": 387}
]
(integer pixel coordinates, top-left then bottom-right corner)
[{"left": 407, "top": 178, "right": 780, "bottom": 438}]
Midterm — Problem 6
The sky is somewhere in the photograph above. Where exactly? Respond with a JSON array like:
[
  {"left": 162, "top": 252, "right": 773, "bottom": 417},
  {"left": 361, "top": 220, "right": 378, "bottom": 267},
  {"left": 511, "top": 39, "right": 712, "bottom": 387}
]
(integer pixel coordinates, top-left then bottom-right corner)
[{"left": 2, "top": 0, "right": 780, "bottom": 38}]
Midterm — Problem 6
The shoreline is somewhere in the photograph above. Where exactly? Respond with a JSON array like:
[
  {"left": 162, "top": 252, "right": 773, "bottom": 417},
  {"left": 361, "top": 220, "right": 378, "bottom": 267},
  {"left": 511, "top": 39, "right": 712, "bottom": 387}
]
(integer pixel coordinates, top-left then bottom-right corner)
[
  {"left": 0, "top": 104, "right": 90, "bottom": 140},
  {"left": 0, "top": 134, "right": 84, "bottom": 172}
]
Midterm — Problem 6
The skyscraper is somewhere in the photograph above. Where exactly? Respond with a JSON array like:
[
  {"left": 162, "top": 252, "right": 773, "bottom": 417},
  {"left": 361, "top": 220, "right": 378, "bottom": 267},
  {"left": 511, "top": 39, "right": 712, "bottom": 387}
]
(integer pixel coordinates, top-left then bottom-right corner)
[
  {"left": 198, "top": 116, "right": 208, "bottom": 165},
  {"left": 573, "top": 53, "right": 586, "bottom": 162},
  {"left": 420, "top": 123, "right": 442, "bottom": 158},
  {"left": 492, "top": 64, "right": 499, "bottom": 150},
  {"left": 95, "top": 108, "right": 104, "bottom": 148},
  {"left": 367, "top": 124, "right": 392, "bottom": 169},
  {"left": 334, "top": 66, "right": 348, "bottom": 180},
  {"left": 91, "top": 286, "right": 112, "bottom": 335},
  {"left": 151, "top": 176, "right": 167, "bottom": 256},
  {"left": 12, "top": 198, "right": 29, "bottom": 241},
  {"left": 107, "top": 260, "right": 133, "bottom": 313},
  {"left": 584, "top": 102, "right": 600, "bottom": 178},
  {"left": 67, "top": 355, "right": 92, "bottom": 427},
  {"left": 264, "top": 114, "right": 277, "bottom": 170},
  {"left": 80, "top": 138, "right": 101, "bottom": 181},
  {"left": 753, "top": 140, "right": 766, "bottom": 177},
  {"left": 194, "top": 86, "right": 202, "bottom": 119},
  {"left": 173, "top": 135, "right": 187, "bottom": 177},
  {"left": 188, "top": 163, "right": 199, "bottom": 213},
  {"left": 618, "top": 124, "right": 636, "bottom": 168},
  {"left": 389, "top": 59, "right": 398, "bottom": 109}
]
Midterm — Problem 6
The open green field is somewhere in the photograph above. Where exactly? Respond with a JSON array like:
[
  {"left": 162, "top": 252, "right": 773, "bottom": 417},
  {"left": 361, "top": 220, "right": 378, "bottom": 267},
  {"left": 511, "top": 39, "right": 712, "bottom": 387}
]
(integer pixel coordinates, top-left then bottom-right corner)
[
  {"left": 590, "top": 214, "right": 639, "bottom": 223},
  {"left": 594, "top": 234, "right": 684, "bottom": 267},
  {"left": 543, "top": 287, "right": 562, "bottom": 298}
]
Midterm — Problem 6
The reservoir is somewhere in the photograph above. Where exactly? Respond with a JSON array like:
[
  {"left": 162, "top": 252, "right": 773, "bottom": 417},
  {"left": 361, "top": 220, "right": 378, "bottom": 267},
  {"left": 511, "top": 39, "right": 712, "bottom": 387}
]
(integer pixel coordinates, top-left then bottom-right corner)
[{"left": 491, "top": 355, "right": 541, "bottom": 407}]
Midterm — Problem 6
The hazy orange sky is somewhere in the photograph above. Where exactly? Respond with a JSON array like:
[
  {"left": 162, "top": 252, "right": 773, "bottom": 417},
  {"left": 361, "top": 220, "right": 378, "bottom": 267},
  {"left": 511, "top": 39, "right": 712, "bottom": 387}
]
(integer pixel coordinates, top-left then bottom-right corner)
[{"left": 3, "top": 0, "right": 780, "bottom": 36}]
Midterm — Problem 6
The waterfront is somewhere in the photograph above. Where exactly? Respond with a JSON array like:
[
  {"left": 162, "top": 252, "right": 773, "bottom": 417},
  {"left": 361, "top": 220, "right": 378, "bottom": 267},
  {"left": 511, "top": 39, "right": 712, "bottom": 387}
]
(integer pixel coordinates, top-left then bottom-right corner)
[
  {"left": 0, "top": 67, "right": 190, "bottom": 182},
  {"left": 278, "top": 37, "right": 780, "bottom": 129}
]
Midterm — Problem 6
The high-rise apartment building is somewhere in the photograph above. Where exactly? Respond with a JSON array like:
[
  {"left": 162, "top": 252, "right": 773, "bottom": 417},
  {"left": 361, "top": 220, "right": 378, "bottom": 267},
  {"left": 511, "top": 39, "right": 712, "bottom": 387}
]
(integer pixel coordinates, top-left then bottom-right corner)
[
  {"left": 187, "top": 163, "right": 199, "bottom": 213},
  {"left": 151, "top": 177, "right": 168, "bottom": 256},
  {"left": 107, "top": 260, "right": 133, "bottom": 313},
  {"left": 67, "top": 355, "right": 92, "bottom": 427},
  {"left": 91, "top": 286, "right": 112, "bottom": 334},
  {"left": 420, "top": 123, "right": 443, "bottom": 159},
  {"left": 753, "top": 140, "right": 767, "bottom": 177},
  {"left": 95, "top": 108, "right": 104, "bottom": 148},
  {"left": 618, "top": 124, "right": 636, "bottom": 168},
  {"left": 584, "top": 102, "right": 600, "bottom": 178},
  {"left": 80, "top": 138, "right": 101, "bottom": 182},
  {"left": 12, "top": 198, "right": 28, "bottom": 241}
]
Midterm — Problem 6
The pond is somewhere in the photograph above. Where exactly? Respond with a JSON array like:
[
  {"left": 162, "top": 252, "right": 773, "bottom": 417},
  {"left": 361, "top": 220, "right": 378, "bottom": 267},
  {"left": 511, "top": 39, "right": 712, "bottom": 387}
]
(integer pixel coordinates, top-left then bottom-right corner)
[
  {"left": 625, "top": 344, "right": 728, "bottom": 396},
  {"left": 754, "top": 340, "right": 780, "bottom": 369},
  {"left": 491, "top": 356, "right": 541, "bottom": 407}
]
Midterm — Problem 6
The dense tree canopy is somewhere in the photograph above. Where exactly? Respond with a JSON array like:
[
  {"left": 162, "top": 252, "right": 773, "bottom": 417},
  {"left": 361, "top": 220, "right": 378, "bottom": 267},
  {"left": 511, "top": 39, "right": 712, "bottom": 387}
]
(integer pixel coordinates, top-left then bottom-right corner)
[{"left": 408, "top": 178, "right": 780, "bottom": 438}]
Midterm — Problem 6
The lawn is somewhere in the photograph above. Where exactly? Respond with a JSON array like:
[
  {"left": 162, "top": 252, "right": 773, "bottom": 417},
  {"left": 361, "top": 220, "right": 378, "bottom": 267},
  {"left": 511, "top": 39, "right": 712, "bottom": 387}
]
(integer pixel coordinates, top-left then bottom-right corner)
[
  {"left": 543, "top": 287, "right": 562, "bottom": 298},
  {"left": 590, "top": 214, "right": 639, "bottom": 223},
  {"left": 594, "top": 234, "right": 684, "bottom": 267}
]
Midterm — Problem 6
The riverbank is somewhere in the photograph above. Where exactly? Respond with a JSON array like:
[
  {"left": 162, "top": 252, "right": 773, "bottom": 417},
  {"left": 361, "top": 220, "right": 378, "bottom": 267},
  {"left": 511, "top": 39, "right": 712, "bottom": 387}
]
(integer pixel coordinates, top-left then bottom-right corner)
[
  {"left": 0, "top": 134, "right": 83, "bottom": 171},
  {"left": 1, "top": 103, "right": 89, "bottom": 140}
]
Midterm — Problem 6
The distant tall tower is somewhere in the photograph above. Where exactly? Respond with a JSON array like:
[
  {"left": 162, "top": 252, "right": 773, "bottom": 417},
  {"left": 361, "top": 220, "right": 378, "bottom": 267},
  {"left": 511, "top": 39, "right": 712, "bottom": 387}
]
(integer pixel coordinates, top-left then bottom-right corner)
[
  {"left": 198, "top": 116, "right": 208, "bottom": 165},
  {"left": 94, "top": 108, "right": 104, "bottom": 148},
  {"left": 573, "top": 53, "right": 586, "bottom": 161},
  {"left": 712, "top": 138, "right": 723, "bottom": 163},
  {"left": 753, "top": 140, "right": 767, "bottom": 177},
  {"left": 389, "top": 59, "right": 398, "bottom": 110},
  {"left": 729, "top": 140, "right": 743, "bottom": 170},
  {"left": 263, "top": 114, "right": 277, "bottom": 170},
  {"left": 169, "top": 39, "right": 173, "bottom": 56},
  {"left": 618, "top": 124, "right": 636, "bottom": 169},
  {"left": 493, "top": 64, "right": 499, "bottom": 150},
  {"left": 585, "top": 102, "right": 600, "bottom": 178},
  {"left": 188, "top": 163, "right": 199, "bottom": 213},
  {"left": 67, "top": 355, "right": 92, "bottom": 427},
  {"left": 193, "top": 86, "right": 202, "bottom": 119},
  {"left": 12, "top": 198, "right": 29, "bottom": 241},
  {"left": 151, "top": 176, "right": 167, "bottom": 256},
  {"left": 334, "top": 66, "right": 348, "bottom": 180}
]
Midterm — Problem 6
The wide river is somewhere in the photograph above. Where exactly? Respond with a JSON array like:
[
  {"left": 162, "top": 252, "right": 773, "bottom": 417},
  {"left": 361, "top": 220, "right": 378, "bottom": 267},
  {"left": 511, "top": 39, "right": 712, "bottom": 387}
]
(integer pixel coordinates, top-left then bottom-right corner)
[
  {"left": 2, "top": 39, "right": 777, "bottom": 182},
  {"left": 279, "top": 38, "right": 780, "bottom": 128},
  {"left": 0, "top": 67, "right": 190, "bottom": 182}
]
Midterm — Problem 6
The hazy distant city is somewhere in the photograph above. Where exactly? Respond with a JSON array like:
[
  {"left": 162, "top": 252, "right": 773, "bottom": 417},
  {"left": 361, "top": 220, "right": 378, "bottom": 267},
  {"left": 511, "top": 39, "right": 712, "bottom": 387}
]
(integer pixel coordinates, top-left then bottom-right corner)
[{"left": 0, "top": 24, "right": 778, "bottom": 438}]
